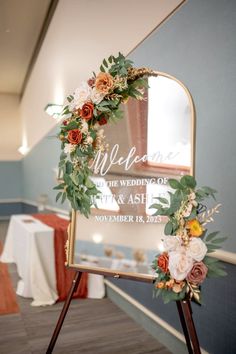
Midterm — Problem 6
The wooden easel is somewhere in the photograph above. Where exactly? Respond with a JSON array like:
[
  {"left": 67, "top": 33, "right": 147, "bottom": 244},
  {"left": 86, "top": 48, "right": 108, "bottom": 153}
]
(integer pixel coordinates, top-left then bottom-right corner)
[{"left": 46, "top": 271, "right": 201, "bottom": 354}]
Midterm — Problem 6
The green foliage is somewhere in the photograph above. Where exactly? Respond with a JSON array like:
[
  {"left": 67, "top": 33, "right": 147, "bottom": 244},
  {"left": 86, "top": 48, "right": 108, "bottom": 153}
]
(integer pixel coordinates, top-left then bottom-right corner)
[{"left": 54, "top": 52, "right": 149, "bottom": 217}]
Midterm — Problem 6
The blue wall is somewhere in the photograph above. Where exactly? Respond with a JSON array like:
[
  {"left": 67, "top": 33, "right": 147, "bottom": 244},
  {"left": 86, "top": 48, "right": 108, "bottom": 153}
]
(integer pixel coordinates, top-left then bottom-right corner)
[
  {"left": 21, "top": 125, "right": 69, "bottom": 211},
  {"left": 0, "top": 161, "right": 22, "bottom": 199},
  {"left": 129, "top": 0, "right": 236, "bottom": 253}
]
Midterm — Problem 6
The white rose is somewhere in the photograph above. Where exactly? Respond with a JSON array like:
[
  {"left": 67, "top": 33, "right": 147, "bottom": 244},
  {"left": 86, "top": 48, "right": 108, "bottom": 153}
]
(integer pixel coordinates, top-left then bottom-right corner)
[
  {"left": 163, "top": 236, "right": 181, "bottom": 252},
  {"left": 64, "top": 143, "right": 76, "bottom": 154},
  {"left": 168, "top": 251, "right": 193, "bottom": 281},
  {"left": 81, "top": 120, "right": 88, "bottom": 133},
  {"left": 69, "top": 82, "right": 92, "bottom": 110},
  {"left": 91, "top": 88, "right": 105, "bottom": 104},
  {"left": 186, "top": 238, "right": 207, "bottom": 262}
]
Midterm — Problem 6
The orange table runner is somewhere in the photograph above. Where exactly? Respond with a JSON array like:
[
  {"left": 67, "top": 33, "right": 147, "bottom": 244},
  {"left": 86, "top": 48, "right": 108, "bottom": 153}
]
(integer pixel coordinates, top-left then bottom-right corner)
[
  {"left": 0, "top": 241, "right": 19, "bottom": 315},
  {"left": 32, "top": 214, "right": 87, "bottom": 301}
]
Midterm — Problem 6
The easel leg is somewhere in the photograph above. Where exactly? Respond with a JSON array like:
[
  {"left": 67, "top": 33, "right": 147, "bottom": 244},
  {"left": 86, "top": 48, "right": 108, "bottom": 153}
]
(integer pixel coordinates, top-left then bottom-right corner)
[
  {"left": 176, "top": 300, "right": 201, "bottom": 354},
  {"left": 176, "top": 301, "right": 193, "bottom": 354},
  {"left": 46, "top": 271, "right": 82, "bottom": 354}
]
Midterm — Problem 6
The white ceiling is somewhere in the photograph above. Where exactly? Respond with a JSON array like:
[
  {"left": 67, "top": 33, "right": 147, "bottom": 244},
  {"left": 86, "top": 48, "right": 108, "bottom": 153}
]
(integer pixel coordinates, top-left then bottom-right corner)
[
  {"left": 0, "top": 0, "right": 185, "bottom": 160},
  {"left": 0, "top": 0, "right": 51, "bottom": 94}
]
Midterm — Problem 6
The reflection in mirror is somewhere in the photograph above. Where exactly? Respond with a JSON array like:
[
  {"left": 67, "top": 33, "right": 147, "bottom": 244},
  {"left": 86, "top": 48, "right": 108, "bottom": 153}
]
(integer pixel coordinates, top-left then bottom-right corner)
[{"left": 70, "top": 72, "right": 195, "bottom": 281}]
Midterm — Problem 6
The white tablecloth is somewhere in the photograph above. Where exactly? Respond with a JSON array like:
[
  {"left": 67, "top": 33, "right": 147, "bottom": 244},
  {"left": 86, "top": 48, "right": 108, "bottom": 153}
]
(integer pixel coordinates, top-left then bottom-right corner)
[
  {"left": 1, "top": 215, "right": 58, "bottom": 306},
  {"left": 1, "top": 214, "right": 105, "bottom": 305}
]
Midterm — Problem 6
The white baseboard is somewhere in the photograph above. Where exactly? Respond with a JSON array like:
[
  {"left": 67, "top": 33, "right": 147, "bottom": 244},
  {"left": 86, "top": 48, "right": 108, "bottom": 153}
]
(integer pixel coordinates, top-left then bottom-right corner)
[
  {"left": 0, "top": 198, "right": 70, "bottom": 216},
  {"left": 0, "top": 198, "right": 22, "bottom": 204},
  {"left": 105, "top": 279, "right": 209, "bottom": 354},
  {"left": 22, "top": 199, "right": 69, "bottom": 215}
]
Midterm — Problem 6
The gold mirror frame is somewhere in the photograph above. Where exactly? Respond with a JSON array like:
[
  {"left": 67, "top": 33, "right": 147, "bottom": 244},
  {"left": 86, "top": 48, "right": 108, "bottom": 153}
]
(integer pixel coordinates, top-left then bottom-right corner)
[{"left": 66, "top": 70, "right": 196, "bottom": 282}]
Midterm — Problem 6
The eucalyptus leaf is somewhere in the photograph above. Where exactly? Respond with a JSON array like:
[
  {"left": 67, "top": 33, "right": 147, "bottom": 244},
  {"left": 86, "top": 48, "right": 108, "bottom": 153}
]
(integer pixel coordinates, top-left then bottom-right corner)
[
  {"left": 211, "top": 237, "right": 227, "bottom": 244},
  {"left": 168, "top": 179, "right": 183, "bottom": 190},
  {"left": 61, "top": 192, "right": 66, "bottom": 204},
  {"left": 56, "top": 192, "right": 62, "bottom": 202},
  {"left": 156, "top": 197, "right": 169, "bottom": 204},
  {"left": 164, "top": 221, "right": 173, "bottom": 235},
  {"left": 180, "top": 175, "right": 196, "bottom": 188},
  {"left": 206, "top": 231, "right": 220, "bottom": 242}
]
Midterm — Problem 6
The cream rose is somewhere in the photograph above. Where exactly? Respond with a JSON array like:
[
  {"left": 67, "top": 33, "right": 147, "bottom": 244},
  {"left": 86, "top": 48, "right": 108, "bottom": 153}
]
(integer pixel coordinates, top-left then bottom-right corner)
[
  {"left": 186, "top": 238, "right": 207, "bottom": 262},
  {"left": 69, "top": 82, "right": 92, "bottom": 110},
  {"left": 91, "top": 88, "right": 105, "bottom": 104},
  {"left": 168, "top": 251, "right": 193, "bottom": 281},
  {"left": 163, "top": 236, "right": 181, "bottom": 252}
]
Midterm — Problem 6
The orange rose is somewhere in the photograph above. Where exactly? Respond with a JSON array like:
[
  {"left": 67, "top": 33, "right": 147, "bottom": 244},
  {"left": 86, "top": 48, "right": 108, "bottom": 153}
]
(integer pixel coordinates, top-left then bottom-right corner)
[
  {"left": 95, "top": 72, "right": 114, "bottom": 94},
  {"left": 80, "top": 102, "right": 94, "bottom": 121},
  {"left": 67, "top": 129, "right": 82, "bottom": 145},
  {"left": 186, "top": 219, "right": 203, "bottom": 237},
  {"left": 157, "top": 252, "right": 169, "bottom": 273}
]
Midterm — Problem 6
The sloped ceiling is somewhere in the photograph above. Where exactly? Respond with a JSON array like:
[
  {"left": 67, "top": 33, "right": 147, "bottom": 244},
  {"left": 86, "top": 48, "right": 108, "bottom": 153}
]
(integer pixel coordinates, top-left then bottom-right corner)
[
  {"left": 0, "top": 0, "right": 52, "bottom": 94},
  {"left": 0, "top": 0, "right": 185, "bottom": 160}
]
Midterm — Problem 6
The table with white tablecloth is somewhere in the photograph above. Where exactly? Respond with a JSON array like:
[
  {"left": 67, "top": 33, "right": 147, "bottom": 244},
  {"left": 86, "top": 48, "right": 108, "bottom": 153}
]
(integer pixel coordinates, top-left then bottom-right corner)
[
  {"left": 0, "top": 215, "right": 58, "bottom": 306},
  {"left": 0, "top": 214, "right": 105, "bottom": 306}
]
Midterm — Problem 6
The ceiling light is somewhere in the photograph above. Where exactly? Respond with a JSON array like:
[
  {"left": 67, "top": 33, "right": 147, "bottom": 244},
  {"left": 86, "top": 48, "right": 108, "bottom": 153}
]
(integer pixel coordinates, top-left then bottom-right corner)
[{"left": 45, "top": 103, "right": 63, "bottom": 119}]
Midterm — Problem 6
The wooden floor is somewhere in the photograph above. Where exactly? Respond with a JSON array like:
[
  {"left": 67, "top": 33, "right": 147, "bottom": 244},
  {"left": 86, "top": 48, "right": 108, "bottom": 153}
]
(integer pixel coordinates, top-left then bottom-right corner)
[
  {"left": 0, "top": 221, "right": 171, "bottom": 354},
  {"left": 0, "top": 240, "right": 19, "bottom": 315}
]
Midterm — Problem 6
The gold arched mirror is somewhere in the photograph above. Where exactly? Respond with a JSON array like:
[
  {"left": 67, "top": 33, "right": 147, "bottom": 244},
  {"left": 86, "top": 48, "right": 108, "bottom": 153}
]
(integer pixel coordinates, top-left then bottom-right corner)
[{"left": 67, "top": 71, "right": 195, "bottom": 282}]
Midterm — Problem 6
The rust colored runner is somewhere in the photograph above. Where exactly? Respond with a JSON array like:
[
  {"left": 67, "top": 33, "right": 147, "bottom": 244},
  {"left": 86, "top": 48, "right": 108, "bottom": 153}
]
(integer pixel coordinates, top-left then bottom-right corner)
[
  {"left": 0, "top": 241, "right": 19, "bottom": 315},
  {"left": 32, "top": 214, "right": 87, "bottom": 301}
]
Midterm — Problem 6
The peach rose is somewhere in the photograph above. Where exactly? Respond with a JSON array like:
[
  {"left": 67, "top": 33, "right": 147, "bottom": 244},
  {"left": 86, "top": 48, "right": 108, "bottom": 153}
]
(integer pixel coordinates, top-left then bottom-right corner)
[
  {"left": 156, "top": 281, "right": 165, "bottom": 289},
  {"left": 168, "top": 251, "right": 193, "bottom": 281},
  {"left": 95, "top": 72, "right": 114, "bottom": 94},
  {"left": 80, "top": 102, "right": 94, "bottom": 121},
  {"left": 173, "top": 281, "right": 185, "bottom": 293},
  {"left": 187, "top": 262, "right": 208, "bottom": 285},
  {"left": 67, "top": 129, "right": 82, "bottom": 145},
  {"left": 157, "top": 252, "right": 169, "bottom": 273}
]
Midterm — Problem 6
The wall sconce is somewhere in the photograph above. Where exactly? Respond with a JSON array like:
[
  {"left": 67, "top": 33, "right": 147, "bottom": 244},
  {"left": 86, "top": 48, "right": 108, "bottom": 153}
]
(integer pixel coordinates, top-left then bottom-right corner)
[
  {"left": 18, "top": 145, "right": 29, "bottom": 155},
  {"left": 45, "top": 103, "right": 63, "bottom": 119}
]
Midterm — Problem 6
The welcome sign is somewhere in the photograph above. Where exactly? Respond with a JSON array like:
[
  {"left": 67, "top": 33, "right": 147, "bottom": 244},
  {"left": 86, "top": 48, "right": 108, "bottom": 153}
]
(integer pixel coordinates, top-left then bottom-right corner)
[{"left": 67, "top": 73, "right": 195, "bottom": 281}]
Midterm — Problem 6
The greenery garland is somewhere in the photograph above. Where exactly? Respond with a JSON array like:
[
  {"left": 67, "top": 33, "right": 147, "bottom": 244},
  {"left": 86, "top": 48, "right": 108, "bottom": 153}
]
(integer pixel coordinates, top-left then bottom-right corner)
[{"left": 54, "top": 53, "right": 152, "bottom": 217}]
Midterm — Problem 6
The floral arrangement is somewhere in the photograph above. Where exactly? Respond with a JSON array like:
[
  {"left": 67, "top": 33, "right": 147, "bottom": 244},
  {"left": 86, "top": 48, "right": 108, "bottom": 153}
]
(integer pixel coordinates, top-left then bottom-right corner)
[
  {"left": 151, "top": 175, "right": 227, "bottom": 304},
  {"left": 54, "top": 53, "right": 153, "bottom": 217}
]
